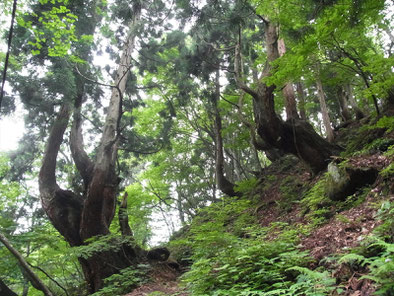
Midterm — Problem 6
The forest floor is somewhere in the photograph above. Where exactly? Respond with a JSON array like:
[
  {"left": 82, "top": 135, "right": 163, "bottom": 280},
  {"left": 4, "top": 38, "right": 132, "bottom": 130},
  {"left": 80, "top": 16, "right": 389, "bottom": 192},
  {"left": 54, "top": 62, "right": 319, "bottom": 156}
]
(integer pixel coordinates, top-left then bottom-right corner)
[
  {"left": 124, "top": 117, "right": 393, "bottom": 296},
  {"left": 124, "top": 262, "right": 188, "bottom": 296},
  {"left": 124, "top": 280, "right": 187, "bottom": 296}
]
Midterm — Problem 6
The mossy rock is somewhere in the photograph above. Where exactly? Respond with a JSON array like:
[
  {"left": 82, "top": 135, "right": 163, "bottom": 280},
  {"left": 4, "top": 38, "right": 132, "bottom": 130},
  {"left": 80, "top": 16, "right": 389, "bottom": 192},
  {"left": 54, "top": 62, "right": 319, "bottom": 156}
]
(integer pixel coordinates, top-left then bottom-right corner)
[{"left": 326, "top": 162, "right": 378, "bottom": 201}]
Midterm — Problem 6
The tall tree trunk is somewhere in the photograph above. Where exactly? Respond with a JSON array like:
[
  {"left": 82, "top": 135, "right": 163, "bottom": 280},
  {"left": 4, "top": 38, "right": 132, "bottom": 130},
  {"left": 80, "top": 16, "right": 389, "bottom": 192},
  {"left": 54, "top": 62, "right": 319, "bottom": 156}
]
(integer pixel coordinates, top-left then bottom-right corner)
[
  {"left": 278, "top": 39, "right": 299, "bottom": 120},
  {"left": 119, "top": 192, "right": 133, "bottom": 236},
  {"left": 212, "top": 70, "right": 241, "bottom": 197},
  {"left": 235, "top": 20, "right": 339, "bottom": 173},
  {"left": 39, "top": 2, "right": 143, "bottom": 293},
  {"left": 315, "top": 72, "right": 335, "bottom": 142},
  {"left": 296, "top": 82, "right": 307, "bottom": 120},
  {"left": 337, "top": 87, "right": 352, "bottom": 122},
  {"left": 345, "top": 84, "right": 365, "bottom": 119}
]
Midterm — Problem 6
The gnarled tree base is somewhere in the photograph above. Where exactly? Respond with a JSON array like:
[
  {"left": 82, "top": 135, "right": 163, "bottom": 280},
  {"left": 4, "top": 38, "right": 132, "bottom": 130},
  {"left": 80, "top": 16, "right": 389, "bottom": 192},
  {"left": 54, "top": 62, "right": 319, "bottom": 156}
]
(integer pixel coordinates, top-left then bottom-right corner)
[{"left": 257, "top": 119, "right": 341, "bottom": 174}]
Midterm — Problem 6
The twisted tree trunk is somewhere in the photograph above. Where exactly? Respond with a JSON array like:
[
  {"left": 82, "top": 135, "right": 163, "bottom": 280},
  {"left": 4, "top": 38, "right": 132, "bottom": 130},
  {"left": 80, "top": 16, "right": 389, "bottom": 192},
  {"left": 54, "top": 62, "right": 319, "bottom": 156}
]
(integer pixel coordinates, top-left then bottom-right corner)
[
  {"left": 38, "top": 2, "right": 143, "bottom": 292},
  {"left": 235, "top": 20, "right": 340, "bottom": 173}
]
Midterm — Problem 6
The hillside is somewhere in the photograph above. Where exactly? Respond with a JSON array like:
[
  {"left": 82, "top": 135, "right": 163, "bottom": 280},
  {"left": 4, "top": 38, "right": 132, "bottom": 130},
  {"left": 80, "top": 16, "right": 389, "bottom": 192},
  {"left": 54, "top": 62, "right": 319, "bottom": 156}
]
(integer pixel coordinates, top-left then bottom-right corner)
[{"left": 124, "top": 115, "right": 394, "bottom": 296}]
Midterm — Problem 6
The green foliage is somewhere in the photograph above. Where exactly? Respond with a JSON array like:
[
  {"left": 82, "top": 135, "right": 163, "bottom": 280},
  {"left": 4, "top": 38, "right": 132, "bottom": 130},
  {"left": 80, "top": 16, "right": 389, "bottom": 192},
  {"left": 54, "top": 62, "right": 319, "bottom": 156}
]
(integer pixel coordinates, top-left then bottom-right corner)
[
  {"left": 92, "top": 264, "right": 150, "bottom": 296},
  {"left": 124, "top": 183, "right": 157, "bottom": 246},
  {"left": 339, "top": 238, "right": 394, "bottom": 295},
  {"left": 374, "top": 201, "right": 394, "bottom": 243},
  {"left": 181, "top": 234, "right": 315, "bottom": 296},
  {"left": 71, "top": 234, "right": 136, "bottom": 260},
  {"left": 234, "top": 177, "right": 258, "bottom": 196},
  {"left": 380, "top": 145, "right": 394, "bottom": 179},
  {"left": 344, "top": 118, "right": 394, "bottom": 156},
  {"left": 172, "top": 196, "right": 338, "bottom": 296},
  {"left": 375, "top": 116, "right": 394, "bottom": 133},
  {"left": 18, "top": 0, "right": 82, "bottom": 57},
  {"left": 301, "top": 178, "right": 332, "bottom": 226}
]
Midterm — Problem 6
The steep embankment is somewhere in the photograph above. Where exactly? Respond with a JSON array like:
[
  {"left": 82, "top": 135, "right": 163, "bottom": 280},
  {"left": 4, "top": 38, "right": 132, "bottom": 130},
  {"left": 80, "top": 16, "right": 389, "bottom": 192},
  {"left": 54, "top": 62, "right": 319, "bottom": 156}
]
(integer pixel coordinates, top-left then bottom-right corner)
[{"left": 129, "top": 116, "right": 394, "bottom": 296}]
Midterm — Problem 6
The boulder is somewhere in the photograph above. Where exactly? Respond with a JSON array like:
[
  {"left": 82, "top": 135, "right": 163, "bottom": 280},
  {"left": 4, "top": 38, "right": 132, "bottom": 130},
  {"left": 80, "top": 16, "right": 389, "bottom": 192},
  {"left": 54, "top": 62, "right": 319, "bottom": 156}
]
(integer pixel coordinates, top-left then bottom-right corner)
[{"left": 326, "top": 162, "right": 378, "bottom": 201}]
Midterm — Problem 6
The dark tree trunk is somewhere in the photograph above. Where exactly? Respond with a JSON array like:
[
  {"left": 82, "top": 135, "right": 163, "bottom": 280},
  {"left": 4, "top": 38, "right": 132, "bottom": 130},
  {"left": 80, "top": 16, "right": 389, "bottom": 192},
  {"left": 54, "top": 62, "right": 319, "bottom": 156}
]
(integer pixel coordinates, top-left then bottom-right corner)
[
  {"left": 119, "top": 192, "right": 133, "bottom": 236},
  {"left": 0, "top": 278, "right": 17, "bottom": 296},
  {"left": 235, "top": 20, "right": 340, "bottom": 174}
]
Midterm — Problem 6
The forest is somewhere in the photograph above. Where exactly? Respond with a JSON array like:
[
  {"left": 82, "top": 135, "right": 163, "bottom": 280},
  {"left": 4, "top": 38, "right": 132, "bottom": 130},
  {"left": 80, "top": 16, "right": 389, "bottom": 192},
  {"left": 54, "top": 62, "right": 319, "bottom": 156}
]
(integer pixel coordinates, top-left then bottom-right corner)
[{"left": 0, "top": 0, "right": 393, "bottom": 295}]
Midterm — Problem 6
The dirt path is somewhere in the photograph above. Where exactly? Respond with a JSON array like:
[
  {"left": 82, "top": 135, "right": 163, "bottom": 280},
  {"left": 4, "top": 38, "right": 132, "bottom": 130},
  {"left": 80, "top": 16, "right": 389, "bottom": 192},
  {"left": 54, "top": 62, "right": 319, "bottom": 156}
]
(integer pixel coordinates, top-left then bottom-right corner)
[
  {"left": 124, "top": 263, "right": 188, "bottom": 296},
  {"left": 124, "top": 280, "right": 188, "bottom": 296}
]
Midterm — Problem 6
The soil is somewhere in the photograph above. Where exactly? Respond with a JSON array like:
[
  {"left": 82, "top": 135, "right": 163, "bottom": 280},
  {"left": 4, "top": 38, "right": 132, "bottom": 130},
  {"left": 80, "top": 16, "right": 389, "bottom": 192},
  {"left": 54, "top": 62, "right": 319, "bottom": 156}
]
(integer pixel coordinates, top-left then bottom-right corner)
[
  {"left": 254, "top": 151, "right": 393, "bottom": 296},
  {"left": 124, "top": 262, "right": 188, "bottom": 296},
  {"left": 124, "top": 281, "right": 188, "bottom": 296}
]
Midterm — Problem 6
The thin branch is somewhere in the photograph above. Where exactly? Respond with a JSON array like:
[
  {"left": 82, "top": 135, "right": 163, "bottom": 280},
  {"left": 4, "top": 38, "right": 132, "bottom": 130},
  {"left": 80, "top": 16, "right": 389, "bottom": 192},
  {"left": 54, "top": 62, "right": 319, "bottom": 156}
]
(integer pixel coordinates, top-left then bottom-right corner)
[
  {"left": 74, "top": 66, "right": 114, "bottom": 88},
  {"left": 203, "top": 39, "right": 236, "bottom": 52},
  {"left": 220, "top": 95, "right": 239, "bottom": 109},
  {"left": 0, "top": 0, "right": 18, "bottom": 114},
  {"left": 28, "top": 263, "right": 69, "bottom": 296},
  {"left": 233, "top": 33, "right": 260, "bottom": 100},
  {"left": 118, "top": 143, "right": 163, "bottom": 155},
  {"left": 147, "top": 181, "right": 176, "bottom": 209}
]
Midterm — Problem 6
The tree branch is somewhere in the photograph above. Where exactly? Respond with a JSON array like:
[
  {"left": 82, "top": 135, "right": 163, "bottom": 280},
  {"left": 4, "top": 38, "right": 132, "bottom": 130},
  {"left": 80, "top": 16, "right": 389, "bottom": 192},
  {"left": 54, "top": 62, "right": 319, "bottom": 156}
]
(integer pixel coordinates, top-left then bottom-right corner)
[
  {"left": 0, "top": 232, "right": 54, "bottom": 296},
  {"left": 70, "top": 94, "right": 94, "bottom": 187},
  {"left": 39, "top": 103, "right": 71, "bottom": 204},
  {"left": 0, "top": 0, "right": 17, "bottom": 114},
  {"left": 28, "top": 263, "right": 69, "bottom": 296},
  {"left": 233, "top": 37, "right": 260, "bottom": 100}
]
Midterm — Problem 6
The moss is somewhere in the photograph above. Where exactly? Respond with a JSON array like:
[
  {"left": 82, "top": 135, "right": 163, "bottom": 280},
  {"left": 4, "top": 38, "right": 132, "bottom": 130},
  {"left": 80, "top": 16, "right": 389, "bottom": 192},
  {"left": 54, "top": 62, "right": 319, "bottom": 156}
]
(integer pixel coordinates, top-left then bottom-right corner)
[
  {"left": 278, "top": 176, "right": 304, "bottom": 212},
  {"left": 344, "top": 127, "right": 386, "bottom": 156},
  {"left": 380, "top": 145, "right": 394, "bottom": 179}
]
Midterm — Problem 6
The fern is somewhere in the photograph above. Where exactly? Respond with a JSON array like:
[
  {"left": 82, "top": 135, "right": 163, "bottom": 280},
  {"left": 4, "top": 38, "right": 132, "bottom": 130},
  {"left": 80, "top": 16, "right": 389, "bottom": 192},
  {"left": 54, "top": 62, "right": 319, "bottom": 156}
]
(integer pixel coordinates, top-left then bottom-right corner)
[
  {"left": 338, "top": 253, "right": 369, "bottom": 266},
  {"left": 92, "top": 264, "right": 150, "bottom": 296}
]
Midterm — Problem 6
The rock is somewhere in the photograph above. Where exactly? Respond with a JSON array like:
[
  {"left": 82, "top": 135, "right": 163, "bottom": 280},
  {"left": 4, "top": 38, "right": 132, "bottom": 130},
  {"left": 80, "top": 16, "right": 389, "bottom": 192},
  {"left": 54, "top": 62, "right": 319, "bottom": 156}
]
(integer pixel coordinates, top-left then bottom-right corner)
[
  {"left": 147, "top": 247, "right": 170, "bottom": 261},
  {"left": 326, "top": 163, "right": 378, "bottom": 201}
]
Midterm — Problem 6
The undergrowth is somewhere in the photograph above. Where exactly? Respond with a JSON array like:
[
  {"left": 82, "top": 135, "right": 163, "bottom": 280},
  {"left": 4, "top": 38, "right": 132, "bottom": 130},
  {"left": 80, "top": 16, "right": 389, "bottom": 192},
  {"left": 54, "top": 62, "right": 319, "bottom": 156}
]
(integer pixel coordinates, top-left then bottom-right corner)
[
  {"left": 171, "top": 197, "right": 338, "bottom": 296},
  {"left": 345, "top": 116, "right": 394, "bottom": 156},
  {"left": 166, "top": 119, "right": 394, "bottom": 296},
  {"left": 91, "top": 264, "right": 150, "bottom": 296}
]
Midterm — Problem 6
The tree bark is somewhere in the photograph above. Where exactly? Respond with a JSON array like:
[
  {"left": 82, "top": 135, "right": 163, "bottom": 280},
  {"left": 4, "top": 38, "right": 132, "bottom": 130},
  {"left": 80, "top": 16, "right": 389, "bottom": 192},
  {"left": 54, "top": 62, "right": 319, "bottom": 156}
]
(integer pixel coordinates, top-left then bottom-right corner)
[
  {"left": 337, "top": 87, "right": 352, "bottom": 122},
  {"left": 119, "top": 192, "right": 133, "bottom": 236},
  {"left": 316, "top": 72, "right": 335, "bottom": 142},
  {"left": 38, "top": 2, "right": 143, "bottom": 293},
  {"left": 235, "top": 20, "right": 339, "bottom": 173},
  {"left": 345, "top": 84, "right": 365, "bottom": 119},
  {"left": 212, "top": 70, "right": 241, "bottom": 197},
  {"left": 296, "top": 82, "right": 307, "bottom": 120},
  {"left": 0, "top": 232, "right": 53, "bottom": 296},
  {"left": 278, "top": 39, "right": 299, "bottom": 120}
]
